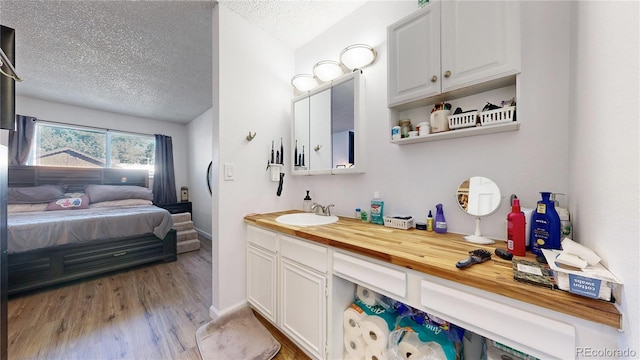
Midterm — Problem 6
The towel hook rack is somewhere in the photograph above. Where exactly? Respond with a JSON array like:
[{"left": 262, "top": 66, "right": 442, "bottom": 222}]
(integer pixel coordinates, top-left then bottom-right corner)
[{"left": 246, "top": 131, "right": 256, "bottom": 141}]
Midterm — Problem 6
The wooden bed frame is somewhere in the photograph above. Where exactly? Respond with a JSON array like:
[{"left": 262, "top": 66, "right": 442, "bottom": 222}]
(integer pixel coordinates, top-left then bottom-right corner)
[{"left": 7, "top": 166, "right": 177, "bottom": 295}]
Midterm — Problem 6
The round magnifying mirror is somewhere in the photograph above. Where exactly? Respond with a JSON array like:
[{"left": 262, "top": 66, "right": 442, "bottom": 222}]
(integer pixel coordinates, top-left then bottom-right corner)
[{"left": 456, "top": 176, "right": 502, "bottom": 244}]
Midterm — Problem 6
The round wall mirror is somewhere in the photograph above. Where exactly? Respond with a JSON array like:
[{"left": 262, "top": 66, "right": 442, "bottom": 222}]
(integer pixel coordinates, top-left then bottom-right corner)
[{"left": 456, "top": 176, "right": 502, "bottom": 244}]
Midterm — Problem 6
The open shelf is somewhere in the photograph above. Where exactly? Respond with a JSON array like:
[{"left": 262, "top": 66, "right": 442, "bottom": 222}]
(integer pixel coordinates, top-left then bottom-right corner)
[{"left": 390, "top": 121, "right": 520, "bottom": 145}]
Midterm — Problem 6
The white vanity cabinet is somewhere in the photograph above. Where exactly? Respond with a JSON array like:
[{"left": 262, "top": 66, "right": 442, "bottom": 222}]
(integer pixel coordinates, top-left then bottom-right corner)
[
  {"left": 246, "top": 226, "right": 329, "bottom": 360},
  {"left": 387, "top": 0, "right": 521, "bottom": 107},
  {"left": 246, "top": 226, "right": 278, "bottom": 323},
  {"left": 279, "top": 235, "right": 329, "bottom": 360}
]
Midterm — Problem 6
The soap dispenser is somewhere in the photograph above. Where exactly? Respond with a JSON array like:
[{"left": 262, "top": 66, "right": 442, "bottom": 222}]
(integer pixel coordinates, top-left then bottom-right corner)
[{"left": 303, "top": 190, "right": 312, "bottom": 212}]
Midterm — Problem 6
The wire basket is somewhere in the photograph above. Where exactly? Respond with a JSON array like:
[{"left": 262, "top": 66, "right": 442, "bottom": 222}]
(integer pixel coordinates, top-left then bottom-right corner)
[
  {"left": 480, "top": 106, "right": 516, "bottom": 126},
  {"left": 448, "top": 111, "right": 479, "bottom": 130},
  {"left": 383, "top": 216, "right": 414, "bottom": 230}
]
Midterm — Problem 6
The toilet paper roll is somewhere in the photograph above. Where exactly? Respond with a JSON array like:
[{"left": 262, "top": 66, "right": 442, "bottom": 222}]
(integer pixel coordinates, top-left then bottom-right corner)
[
  {"left": 398, "top": 331, "right": 423, "bottom": 360},
  {"left": 360, "top": 315, "right": 391, "bottom": 352},
  {"left": 356, "top": 285, "right": 382, "bottom": 307},
  {"left": 344, "top": 305, "right": 367, "bottom": 337},
  {"left": 562, "top": 238, "right": 601, "bottom": 265},
  {"left": 344, "top": 332, "right": 366, "bottom": 359},
  {"left": 365, "top": 345, "right": 389, "bottom": 360}
]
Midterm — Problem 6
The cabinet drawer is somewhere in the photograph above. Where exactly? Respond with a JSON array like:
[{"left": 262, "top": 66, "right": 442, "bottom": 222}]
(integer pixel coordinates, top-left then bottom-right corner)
[
  {"left": 280, "top": 235, "right": 327, "bottom": 273},
  {"left": 64, "top": 237, "right": 163, "bottom": 273},
  {"left": 247, "top": 225, "right": 278, "bottom": 253},
  {"left": 420, "top": 279, "right": 575, "bottom": 360},
  {"left": 333, "top": 252, "right": 406, "bottom": 299}
]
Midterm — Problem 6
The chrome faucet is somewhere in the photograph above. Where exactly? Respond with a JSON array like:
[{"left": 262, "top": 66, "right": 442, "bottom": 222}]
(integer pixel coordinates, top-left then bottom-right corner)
[{"left": 310, "top": 203, "right": 335, "bottom": 216}]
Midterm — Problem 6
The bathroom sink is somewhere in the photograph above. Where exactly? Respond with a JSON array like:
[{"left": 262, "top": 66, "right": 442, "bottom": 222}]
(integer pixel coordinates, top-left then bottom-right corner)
[{"left": 275, "top": 213, "right": 339, "bottom": 226}]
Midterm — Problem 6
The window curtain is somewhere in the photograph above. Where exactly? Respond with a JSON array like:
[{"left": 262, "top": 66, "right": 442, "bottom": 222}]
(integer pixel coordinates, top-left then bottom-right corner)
[
  {"left": 152, "top": 134, "right": 177, "bottom": 204},
  {"left": 8, "top": 114, "right": 36, "bottom": 165}
]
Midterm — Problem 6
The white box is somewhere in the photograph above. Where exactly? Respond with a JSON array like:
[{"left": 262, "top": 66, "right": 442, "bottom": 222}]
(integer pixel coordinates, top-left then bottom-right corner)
[{"left": 542, "top": 249, "right": 622, "bottom": 302}]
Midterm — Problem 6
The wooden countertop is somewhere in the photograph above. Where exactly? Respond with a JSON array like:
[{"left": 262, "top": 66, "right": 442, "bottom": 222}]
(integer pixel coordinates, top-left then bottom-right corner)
[{"left": 245, "top": 210, "right": 621, "bottom": 329}]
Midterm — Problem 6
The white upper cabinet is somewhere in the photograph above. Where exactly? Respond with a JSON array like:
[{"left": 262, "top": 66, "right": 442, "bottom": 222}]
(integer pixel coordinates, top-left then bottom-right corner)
[
  {"left": 387, "top": 0, "right": 521, "bottom": 108},
  {"left": 440, "top": 1, "right": 521, "bottom": 92},
  {"left": 387, "top": 2, "right": 441, "bottom": 105}
]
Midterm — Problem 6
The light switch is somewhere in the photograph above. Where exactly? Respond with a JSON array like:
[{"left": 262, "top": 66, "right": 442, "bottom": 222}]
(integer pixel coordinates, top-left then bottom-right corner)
[{"left": 223, "top": 163, "right": 235, "bottom": 181}]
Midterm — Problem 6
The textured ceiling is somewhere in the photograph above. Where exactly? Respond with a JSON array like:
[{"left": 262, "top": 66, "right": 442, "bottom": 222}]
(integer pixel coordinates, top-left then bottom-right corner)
[
  {"left": 0, "top": 0, "right": 364, "bottom": 124},
  {"left": 219, "top": 0, "right": 365, "bottom": 50},
  {"left": 0, "top": 0, "right": 214, "bottom": 124}
]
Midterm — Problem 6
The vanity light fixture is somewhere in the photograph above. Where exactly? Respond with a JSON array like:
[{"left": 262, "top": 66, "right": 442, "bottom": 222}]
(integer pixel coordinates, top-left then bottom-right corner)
[
  {"left": 340, "top": 44, "right": 377, "bottom": 71},
  {"left": 291, "top": 74, "right": 318, "bottom": 92},
  {"left": 291, "top": 44, "right": 375, "bottom": 91},
  {"left": 312, "top": 60, "right": 344, "bottom": 82}
]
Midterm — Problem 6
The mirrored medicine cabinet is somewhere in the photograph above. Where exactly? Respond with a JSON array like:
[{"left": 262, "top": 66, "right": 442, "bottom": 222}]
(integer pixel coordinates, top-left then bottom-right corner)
[{"left": 291, "top": 71, "right": 365, "bottom": 175}]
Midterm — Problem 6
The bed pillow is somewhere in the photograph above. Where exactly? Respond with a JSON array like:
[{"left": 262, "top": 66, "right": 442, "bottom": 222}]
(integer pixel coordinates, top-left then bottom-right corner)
[
  {"left": 90, "top": 199, "right": 153, "bottom": 208},
  {"left": 46, "top": 195, "right": 90, "bottom": 211},
  {"left": 8, "top": 184, "right": 68, "bottom": 204},
  {"left": 8, "top": 203, "right": 49, "bottom": 213},
  {"left": 84, "top": 184, "right": 153, "bottom": 203}
]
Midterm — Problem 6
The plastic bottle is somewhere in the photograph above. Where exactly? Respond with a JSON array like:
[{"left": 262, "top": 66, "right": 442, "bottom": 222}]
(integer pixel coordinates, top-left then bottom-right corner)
[
  {"left": 550, "top": 193, "right": 572, "bottom": 240},
  {"left": 355, "top": 208, "right": 361, "bottom": 220},
  {"left": 557, "top": 207, "right": 572, "bottom": 240},
  {"left": 530, "top": 192, "right": 561, "bottom": 256},
  {"left": 434, "top": 204, "right": 447, "bottom": 234},
  {"left": 303, "top": 190, "right": 312, "bottom": 212},
  {"left": 426, "top": 211, "right": 434, "bottom": 232},
  {"left": 370, "top": 191, "right": 384, "bottom": 225},
  {"left": 507, "top": 198, "right": 526, "bottom": 256},
  {"left": 360, "top": 209, "right": 369, "bottom": 223}
]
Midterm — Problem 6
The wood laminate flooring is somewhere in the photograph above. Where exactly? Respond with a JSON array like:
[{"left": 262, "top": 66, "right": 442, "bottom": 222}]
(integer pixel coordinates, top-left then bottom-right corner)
[{"left": 7, "top": 237, "right": 309, "bottom": 360}]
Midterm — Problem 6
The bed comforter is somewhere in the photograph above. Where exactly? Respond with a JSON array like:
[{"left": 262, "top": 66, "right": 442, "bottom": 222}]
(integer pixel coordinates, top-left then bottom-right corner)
[{"left": 8, "top": 205, "right": 174, "bottom": 253}]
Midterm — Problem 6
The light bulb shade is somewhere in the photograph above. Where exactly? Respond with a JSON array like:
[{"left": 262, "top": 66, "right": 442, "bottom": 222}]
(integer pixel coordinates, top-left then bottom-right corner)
[
  {"left": 340, "top": 44, "right": 377, "bottom": 70},
  {"left": 291, "top": 74, "right": 318, "bottom": 92},
  {"left": 312, "top": 60, "right": 344, "bottom": 82}
]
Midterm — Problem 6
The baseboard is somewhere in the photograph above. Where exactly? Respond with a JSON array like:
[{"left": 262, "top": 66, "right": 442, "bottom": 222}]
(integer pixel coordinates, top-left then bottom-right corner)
[
  {"left": 209, "top": 300, "right": 248, "bottom": 320},
  {"left": 195, "top": 227, "right": 212, "bottom": 240}
]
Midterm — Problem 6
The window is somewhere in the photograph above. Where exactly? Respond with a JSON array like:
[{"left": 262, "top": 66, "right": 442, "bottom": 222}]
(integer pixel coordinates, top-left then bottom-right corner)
[{"left": 30, "top": 122, "right": 155, "bottom": 175}]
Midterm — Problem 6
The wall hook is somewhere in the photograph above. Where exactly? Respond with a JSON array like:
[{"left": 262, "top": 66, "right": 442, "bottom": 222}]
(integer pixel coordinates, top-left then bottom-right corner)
[
  {"left": 314, "top": 144, "right": 322, "bottom": 151},
  {"left": 246, "top": 131, "right": 256, "bottom": 141}
]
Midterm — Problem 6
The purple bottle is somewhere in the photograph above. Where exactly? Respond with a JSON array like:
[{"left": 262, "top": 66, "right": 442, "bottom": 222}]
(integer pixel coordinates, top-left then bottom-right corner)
[{"left": 434, "top": 203, "right": 447, "bottom": 234}]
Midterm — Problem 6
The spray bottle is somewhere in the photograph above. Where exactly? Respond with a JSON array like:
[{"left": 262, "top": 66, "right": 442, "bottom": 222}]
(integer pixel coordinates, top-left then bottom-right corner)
[
  {"left": 434, "top": 204, "right": 447, "bottom": 234},
  {"left": 507, "top": 198, "right": 526, "bottom": 256}
]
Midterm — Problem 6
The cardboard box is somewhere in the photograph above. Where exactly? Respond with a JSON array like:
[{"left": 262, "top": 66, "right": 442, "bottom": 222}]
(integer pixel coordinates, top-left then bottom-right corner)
[{"left": 542, "top": 249, "right": 622, "bottom": 302}]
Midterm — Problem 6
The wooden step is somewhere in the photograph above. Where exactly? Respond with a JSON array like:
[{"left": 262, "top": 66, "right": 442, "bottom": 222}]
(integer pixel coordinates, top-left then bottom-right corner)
[
  {"left": 177, "top": 239, "right": 200, "bottom": 254},
  {"left": 177, "top": 229, "right": 198, "bottom": 243},
  {"left": 173, "top": 220, "right": 194, "bottom": 232},
  {"left": 171, "top": 212, "right": 191, "bottom": 223}
]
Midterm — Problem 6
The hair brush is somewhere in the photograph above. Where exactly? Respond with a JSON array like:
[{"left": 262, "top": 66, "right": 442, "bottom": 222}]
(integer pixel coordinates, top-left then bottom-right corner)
[{"left": 456, "top": 249, "right": 492, "bottom": 269}]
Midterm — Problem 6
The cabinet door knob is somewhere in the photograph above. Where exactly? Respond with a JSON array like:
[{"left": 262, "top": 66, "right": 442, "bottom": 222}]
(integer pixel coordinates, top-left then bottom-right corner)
[
  {"left": 444, "top": 70, "right": 452, "bottom": 78},
  {"left": 431, "top": 75, "right": 437, "bottom": 82}
]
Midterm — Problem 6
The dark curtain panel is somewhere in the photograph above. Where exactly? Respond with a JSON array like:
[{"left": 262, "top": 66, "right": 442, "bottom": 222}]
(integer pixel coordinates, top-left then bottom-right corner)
[
  {"left": 152, "top": 134, "right": 177, "bottom": 204},
  {"left": 8, "top": 115, "right": 36, "bottom": 166}
]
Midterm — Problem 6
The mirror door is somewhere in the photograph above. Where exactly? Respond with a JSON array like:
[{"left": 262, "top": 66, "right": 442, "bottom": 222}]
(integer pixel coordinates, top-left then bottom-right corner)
[
  {"left": 293, "top": 96, "right": 310, "bottom": 172},
  {"left": 309, "top": 88, "right": 332, "bottom": 174},
  {"left": 331, "top": 78, "right": 355, "bottom": 170}
]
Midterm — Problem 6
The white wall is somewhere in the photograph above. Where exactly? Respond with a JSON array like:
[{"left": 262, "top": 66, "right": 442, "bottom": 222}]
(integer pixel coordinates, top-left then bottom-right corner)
[
  {"left": 209, "top": 0, "right": 639, "bottom": 349},
  {"left": 290, "top": 1, "right": 570, "bottom": 241},
  {"left": 13, "top": 95, "right": 188, "bottom": 198},
  {"left": 288, "top": 0, "right": 636, "bottom": 349},
  {"left": 569, "top": 0, "right": 639, "bottom": 351},
  {"left": 187, "top": 107, "right": 213, "bottom": 238},
  {"left": 212, "top": 4, "right": 295, "bottom": 314}
]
